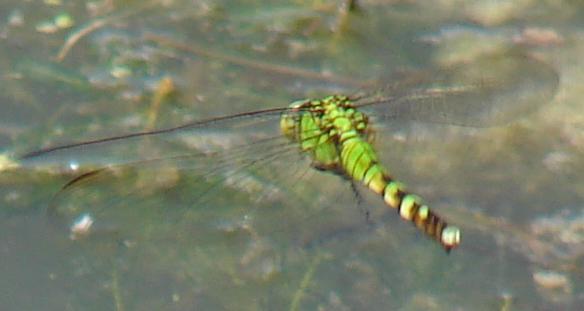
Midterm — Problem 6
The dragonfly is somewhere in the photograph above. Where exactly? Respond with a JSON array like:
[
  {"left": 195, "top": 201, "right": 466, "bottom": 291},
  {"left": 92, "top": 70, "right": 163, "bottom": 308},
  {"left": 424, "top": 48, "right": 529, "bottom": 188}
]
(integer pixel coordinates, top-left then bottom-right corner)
[{"left": 8, "top": 53, "right": 558, "bottom": 253}]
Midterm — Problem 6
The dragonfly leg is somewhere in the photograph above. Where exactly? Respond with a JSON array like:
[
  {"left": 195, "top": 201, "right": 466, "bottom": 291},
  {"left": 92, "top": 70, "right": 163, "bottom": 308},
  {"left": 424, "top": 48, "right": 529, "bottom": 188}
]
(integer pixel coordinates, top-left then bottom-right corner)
[{"left": 350, "top": 181, "right": 371, "bottom": 224}]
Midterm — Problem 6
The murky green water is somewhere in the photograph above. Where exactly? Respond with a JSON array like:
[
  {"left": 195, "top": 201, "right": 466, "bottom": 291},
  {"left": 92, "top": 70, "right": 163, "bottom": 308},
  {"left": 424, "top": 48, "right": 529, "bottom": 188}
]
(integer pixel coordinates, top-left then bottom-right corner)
[{"left": 0, "top": 1, "right": 582, "bottom": 310}]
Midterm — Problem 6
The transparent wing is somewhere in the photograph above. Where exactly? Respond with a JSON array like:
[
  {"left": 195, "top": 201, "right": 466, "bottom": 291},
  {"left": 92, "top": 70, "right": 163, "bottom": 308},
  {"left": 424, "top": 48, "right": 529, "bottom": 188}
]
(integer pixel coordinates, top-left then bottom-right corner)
[
  {"left": 356, "top": 53, "right": 559, "bottom": 127},
  {"left": 17, "top": 108, "right": 289, "bottom": 170}
]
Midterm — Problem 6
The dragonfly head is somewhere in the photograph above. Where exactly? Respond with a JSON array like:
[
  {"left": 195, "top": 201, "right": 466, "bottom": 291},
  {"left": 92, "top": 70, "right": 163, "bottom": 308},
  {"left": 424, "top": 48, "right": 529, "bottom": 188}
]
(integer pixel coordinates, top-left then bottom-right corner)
[{"left": 280, "top": 99, "right": 312, "bottom": 141}]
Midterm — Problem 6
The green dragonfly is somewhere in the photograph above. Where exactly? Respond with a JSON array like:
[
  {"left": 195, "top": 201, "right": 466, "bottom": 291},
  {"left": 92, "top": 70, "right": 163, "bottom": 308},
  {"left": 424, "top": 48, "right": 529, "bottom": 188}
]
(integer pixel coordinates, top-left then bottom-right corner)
[{"left": 7, "top": 54, "right": 558, "bottom": 252}]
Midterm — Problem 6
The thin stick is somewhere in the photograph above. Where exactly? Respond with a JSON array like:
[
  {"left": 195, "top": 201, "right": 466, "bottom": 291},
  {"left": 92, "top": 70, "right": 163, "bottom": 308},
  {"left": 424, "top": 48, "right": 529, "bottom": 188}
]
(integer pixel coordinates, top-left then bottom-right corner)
[{"left": 55, "top": 2, "right": 158, "bottom": 62}]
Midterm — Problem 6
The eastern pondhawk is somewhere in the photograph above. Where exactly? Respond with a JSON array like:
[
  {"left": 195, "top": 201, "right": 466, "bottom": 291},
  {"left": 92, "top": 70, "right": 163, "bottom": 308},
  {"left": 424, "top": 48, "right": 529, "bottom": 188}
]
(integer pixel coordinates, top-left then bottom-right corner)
[{"left": 6, "top": 53, "right": 558, "bottom": 252}]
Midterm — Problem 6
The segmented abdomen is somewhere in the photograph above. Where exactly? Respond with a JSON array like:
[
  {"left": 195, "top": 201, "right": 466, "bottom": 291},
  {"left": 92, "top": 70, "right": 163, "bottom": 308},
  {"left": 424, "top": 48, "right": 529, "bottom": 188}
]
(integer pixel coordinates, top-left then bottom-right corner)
[{"left": 340, "top": 136, "right": 460, "bottom": 252}]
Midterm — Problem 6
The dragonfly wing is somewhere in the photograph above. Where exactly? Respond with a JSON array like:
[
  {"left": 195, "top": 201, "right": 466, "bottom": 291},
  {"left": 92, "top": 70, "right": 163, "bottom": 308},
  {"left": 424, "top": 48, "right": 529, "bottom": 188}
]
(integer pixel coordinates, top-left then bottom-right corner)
[
  {"left": 358, "top": 53, "right": 559, "bottom": 127},
  {"left": 17, "top": 108, "right": 288, "bottom": 170},
  {"left": 48, "top": 137, "right": 366, "bottom": 249},
  {"left": 37, "top": 107, "right": 368, "bottom": 250}
]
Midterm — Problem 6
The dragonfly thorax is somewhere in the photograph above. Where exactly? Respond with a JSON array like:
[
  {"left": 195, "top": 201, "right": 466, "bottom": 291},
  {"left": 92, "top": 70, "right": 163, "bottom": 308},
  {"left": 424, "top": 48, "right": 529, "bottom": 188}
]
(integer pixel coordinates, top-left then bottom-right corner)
[{"left": 280, "top": 95, "right": 371, "bottom": 170}]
